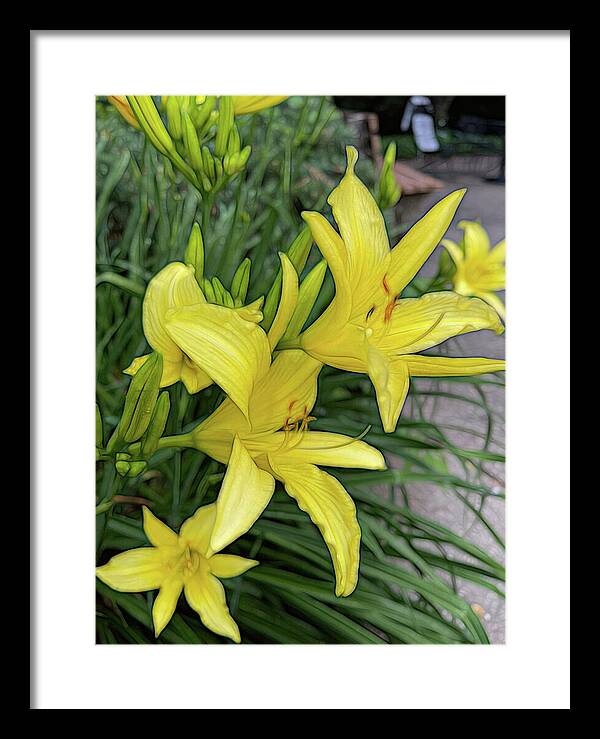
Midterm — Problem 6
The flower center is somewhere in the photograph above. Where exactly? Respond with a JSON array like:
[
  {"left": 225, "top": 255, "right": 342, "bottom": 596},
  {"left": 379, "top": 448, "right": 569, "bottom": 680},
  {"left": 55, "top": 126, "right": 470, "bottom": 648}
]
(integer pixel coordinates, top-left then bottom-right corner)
[
  {"left": 170, "top": 545, "right": 203, "bottom": 580},
  {"left": 281, "top": 400, "right": 316, "bottom": 433}
]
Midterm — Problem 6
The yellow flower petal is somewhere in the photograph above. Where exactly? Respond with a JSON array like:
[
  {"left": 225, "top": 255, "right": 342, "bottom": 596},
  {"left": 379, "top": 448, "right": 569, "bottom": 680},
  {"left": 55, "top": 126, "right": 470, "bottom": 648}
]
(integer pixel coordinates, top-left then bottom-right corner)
[
  {"left": 96, "top": 548, "right": 166, "bottom": 592},
  {"left": 267, "top": 253, "right": 299, "bottom": 350},
  {"left": 232, "top": 96, "right": 287, "bottom": 115},
  {"left": 274, "top": 431, "right": 386, "bottom": 470},
  {"left": 209, "top": 554, "right": 259, "bottom": 579},
  {"left": 165, "top": 302, "right": 271, "bottom": 423},
  {"left": 123, "top": 353, "right": 183, "bottom": 387},
  {"left": 379, "top": 292, "right": 504, "bottom": 356},
  {"left": 142, "top": 507, "right": 178, "bottom": 548},
  {"left": 367, "top": 350, "right": 411, "bottom": 433},
  {"left": 477, "top": 291, "right": 506, "bottom": 321},
  {"left": 184, "top": 569, "right": 241, "bottom": 643},
  {"left": 209, "top": 436, "right": 275, "bottom": 554},
  {"left": 441, "top": 238, "right": 464, "bottom": 267},
  {"left": 143, "top": 262, "right": 205, "bottom": 360},
  {"left": 179, "top": 361, "right": 212, "bottom": 394},
  {"left": 489, "top": 239, "right": 506, "bottom": 264},
  {"left": 388, "top": 189, "right": 466, "bottom": 294},
  {"left": 270, "top": 459, "right": 361, "bottom": 597},
  {"left": 248, "top": 349, "right": 322, "bottom": 433},
  {"left": 328, "top": 146, "right": 390, "bottom": 313},
  {"left": 191, "top": 351, "right": 323, "bottom": 459},
  {"left": 459, "top": 220, "right": 491, "bottom": 261},
  {"left": 178, "top": 503, "right": 217, "bottom": 556},
  {"left": 152, "top": 575, "right": 183, "bottom": 637},
  {"left": 404, "top": 355, "right": 506, "bottom": 376}
]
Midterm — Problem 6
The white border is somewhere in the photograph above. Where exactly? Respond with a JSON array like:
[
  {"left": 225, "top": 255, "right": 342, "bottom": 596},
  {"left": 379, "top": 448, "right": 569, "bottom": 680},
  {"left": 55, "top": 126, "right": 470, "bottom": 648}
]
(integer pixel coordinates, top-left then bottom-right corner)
[{"left": 32, "top": 31, "right": 570, "bottom": 709}]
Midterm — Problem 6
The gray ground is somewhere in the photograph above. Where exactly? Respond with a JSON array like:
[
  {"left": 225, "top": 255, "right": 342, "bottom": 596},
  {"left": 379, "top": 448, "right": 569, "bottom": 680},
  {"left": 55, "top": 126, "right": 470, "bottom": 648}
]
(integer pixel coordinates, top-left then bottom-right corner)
[{"left": 397, "top": 173, "right": 506, "bottom": 643}]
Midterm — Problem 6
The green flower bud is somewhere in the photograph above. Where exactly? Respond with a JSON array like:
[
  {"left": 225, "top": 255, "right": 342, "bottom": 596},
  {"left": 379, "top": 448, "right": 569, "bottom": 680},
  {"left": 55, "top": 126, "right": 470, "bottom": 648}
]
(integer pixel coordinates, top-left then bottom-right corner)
[
  {"left": 214, "top": 96, "right": 234, "bottom": 157},
  {"left": 120, "top": 352, "right": 163, "bottom": 443},
  {"left": 230, "top": 258, "right": 251, "bottom": 304},
  {"left": 141, "top": 391, "right": 171, "bottom": 457},
  {"left": 166, "top": 96, "right": 183, "bottom": 140},
  {"left": 282, "top": 259, "right": 328, "bottom": 340},
  {"left": 182, "top": 111, "right": 203, "bottom": 177},
  {"left": 115, "top": 460, "right": 131, "bottom": 476},
  {"left": 184, "top": 222, "right": 204, "bottom": 285},
  {"left": 262, "top": 226, "right": 313, "bottom": 330},
  {"left": 127, "top": 461, "right": 147, "bottom": 478},
  {"left": 202, "top": 278, "right": 217, "bottom": 303}
]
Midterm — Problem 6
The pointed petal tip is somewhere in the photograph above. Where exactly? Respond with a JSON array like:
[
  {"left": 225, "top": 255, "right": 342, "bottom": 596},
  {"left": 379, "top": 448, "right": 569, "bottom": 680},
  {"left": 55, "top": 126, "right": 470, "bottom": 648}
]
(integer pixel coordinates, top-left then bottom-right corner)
[{"left": 345, "top": 145, "right": 359, "bottom": 173}]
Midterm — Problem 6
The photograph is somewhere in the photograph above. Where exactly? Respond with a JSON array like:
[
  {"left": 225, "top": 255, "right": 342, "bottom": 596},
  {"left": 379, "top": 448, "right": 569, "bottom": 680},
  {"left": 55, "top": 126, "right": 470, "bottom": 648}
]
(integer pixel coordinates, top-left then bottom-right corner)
[
  {"left": 31, "top": 30, "right": 570, "bottom": 709},
  {"left": 95, "top": 94, "right": 506, "bottom": 645}
]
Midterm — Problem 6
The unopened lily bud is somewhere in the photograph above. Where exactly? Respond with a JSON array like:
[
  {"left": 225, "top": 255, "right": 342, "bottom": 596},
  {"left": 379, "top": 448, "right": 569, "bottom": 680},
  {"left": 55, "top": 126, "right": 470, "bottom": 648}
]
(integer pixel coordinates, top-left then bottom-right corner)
[
  {"left": 128, "top": 96, "right": 175, "bottom": 157},
  {"left": 283, "top": 259, "right": 328, "bottom": 340},
  {"left": 116, "top": 460, "right": 131, "bottom": 476},
  {"left": 227, "top": 125, "right": 241, "bottom": 155},
  {"left": 120, "top": 352, "right": 163, "bottom": 443},
  {"left": 127, "top": 461, "right": 148, "bottom": 478},
  {"left": 141, "top": 391, "right": 171, "bottom": 457},
  {"left": 182, "top": 112, "right": 203, "bottom": 176},
  {"left": 201, "top": 146, "right": 216, "bottom": 182},
  {"left": 184, "top": 223, "right": 204, "bottom": 284},
  {"left": 214, "top": 158, "right": 224, "bottom": 182},
  {"left": 263, "top": 226, "right": 314, "bottom": 330},
  {"left": 215, "top": 96, "right": 234, "bottom": 157},
  {"left": 230, "top": 258, "right": 251, "bottom": 304},
  {"left": 192, "top": 95, "right": 217, "bottom": 132},
  {"left": 236, "top": 145, "right": 252, "bottom": 170},
  {"left": 377, "top": 142, "right": 402, "bottom": 210},
  {"left": 116, "top": 452, "right": 131, "bottom": 462},
  {"left": 202, "top": 278, "right": 217, "bottom": 303},
  {"left": 166, "top": 96, "right": 183, "bottom": 140},
  {"left": 211, "top": 277, "right": 228, "bottom": 305},
  {"left": 223, "top": 152, "right": 234, "bottom": 176}
]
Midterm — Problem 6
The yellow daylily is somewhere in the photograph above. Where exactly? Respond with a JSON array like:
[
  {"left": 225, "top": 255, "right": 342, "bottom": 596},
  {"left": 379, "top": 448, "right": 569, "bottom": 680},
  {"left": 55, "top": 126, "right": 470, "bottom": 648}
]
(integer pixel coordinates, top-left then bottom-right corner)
[
  {"left": 96, "top": 505, "right": 257, "bottom": 641},
  {"left": 125, "top": 262, "right": 270, "bottom": 421},
  {"left": 296, "top": 146, "right": 506, "bottom": 434},
  {"left": 167, "top": 348, "right": 386, "bottom": 598},
  {"left": 442, "top": 221, "right": 506, "bottom": 321}
]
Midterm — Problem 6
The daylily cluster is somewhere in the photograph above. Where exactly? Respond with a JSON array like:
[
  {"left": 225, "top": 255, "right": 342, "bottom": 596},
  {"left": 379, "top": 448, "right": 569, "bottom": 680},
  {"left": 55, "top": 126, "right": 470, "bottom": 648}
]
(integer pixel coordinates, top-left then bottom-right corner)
[{"left": 97, "top": 144, "right": 505, "bottom": 642}]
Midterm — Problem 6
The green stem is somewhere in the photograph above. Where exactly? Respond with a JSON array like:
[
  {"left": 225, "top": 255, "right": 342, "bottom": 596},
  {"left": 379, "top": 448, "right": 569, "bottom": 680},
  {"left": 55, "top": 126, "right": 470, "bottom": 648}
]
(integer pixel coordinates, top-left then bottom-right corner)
[{"left": 157, "top": 432, "right": 195, "bottom": 450}]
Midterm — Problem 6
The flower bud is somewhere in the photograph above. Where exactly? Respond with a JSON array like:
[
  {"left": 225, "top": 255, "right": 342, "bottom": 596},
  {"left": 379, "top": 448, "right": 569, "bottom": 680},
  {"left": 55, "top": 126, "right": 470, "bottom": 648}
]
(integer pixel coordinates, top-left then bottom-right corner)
[
  {"left": 230, "top": 258, "right": 251, "bottom": 304},
  {"left": 283, "top": 259, "right": 328, "bottom": 340},
  {"left": 166, "top": 96, "right": 183, "bottom": 140},
  {"left": 115, "top": 460, "right": 131, "bottom": 476},
  {"left": 141, "top": 391, "right": 171, "bottom": 457},
  {"left": 120, "top": 352, "right": 163, "bottom": 443},
  {"left": 214, "top": 96, "right": 234, "bottom": 157},
  {"left": 262, "top": 226, "right": 313, "bottom": 330},
  {"left": 184, "top": 223, "right": 204, "bottom": 285}
]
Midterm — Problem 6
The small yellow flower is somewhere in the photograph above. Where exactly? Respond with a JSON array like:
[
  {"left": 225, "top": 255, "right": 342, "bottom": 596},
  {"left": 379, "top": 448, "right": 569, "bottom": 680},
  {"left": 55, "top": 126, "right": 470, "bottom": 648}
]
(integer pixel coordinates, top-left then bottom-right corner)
[
  {"left": 442, "top": 221, "right": 506, "bottom": 321},
  {"left": 96, "top": 505, "right": 257, "bottom": 641},
  {"left": 186, "top": 348, "right": 386, "bottom": 598},
  {"left": 297, "top": 146, "right": 506, "bottom": 434},
  {"left": 125, "top": 262, "right": 270, "bottom": 422}
]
